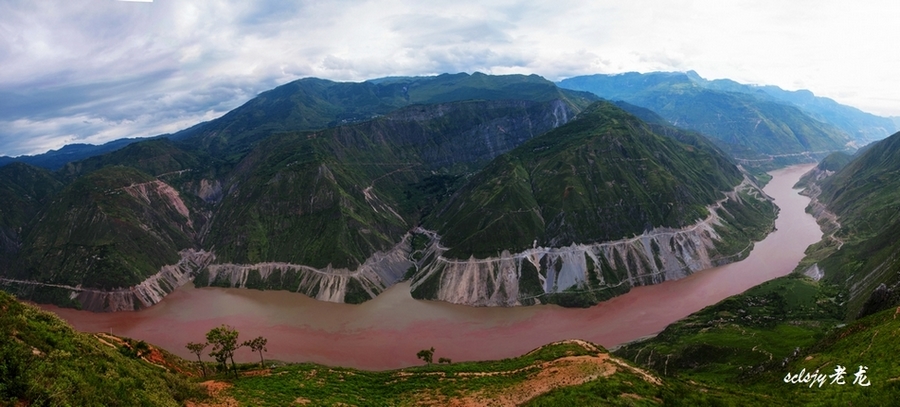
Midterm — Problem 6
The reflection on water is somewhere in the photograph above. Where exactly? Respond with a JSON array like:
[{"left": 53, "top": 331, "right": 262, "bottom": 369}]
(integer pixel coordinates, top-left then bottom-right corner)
[{"left": 42, "top": 164, "right": 821, "bottom": 370}]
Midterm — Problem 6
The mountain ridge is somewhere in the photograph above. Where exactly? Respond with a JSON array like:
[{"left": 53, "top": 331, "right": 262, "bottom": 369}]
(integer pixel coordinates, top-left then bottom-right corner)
[
  {"left": 557, "top": 71, "right": 866, "bottom": 165},
  {"left": 2, "top": 74, "right": 780, "bottom": 310}
]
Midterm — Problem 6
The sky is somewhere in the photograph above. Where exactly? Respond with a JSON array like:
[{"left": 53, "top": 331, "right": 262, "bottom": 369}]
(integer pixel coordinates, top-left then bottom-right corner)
[{"left": 2, "top": 1, "right": 899, "bottom": 157}]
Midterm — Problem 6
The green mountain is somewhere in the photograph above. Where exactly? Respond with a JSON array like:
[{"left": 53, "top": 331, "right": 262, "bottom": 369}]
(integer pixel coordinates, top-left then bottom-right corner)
[
  {"left": 196, "top": 98, "right": 582, "bottom": 303},
  {"left": 0, "top": 73, "right": 780, "bottom": 310},
  {"left": 0, "top": 137, "right": 153, "bottom": 170},
  {"left": 59, "top": 138, "right": 200, "bottom": 179},
  {"left": 4, "top": 166, "right": 203, "bottom": 310},
  {"left": 798, "top": 131, "right": 900, "bottom": 318},
  {"left": 2, "top": 74, "right": 601, "bottom": 309},
  {"left": 0, "top": 163, "right": 63, "bottom": 271},
  {"left": 608, "top": 129, "right": 900, "bottom": 406},
  {"left": 411, "top": 101, "right": 776, "bottom": 306},
  {"left": 172, "top": 72, "right": 597, "bottom": 158},
  {"left": 608, "top": 134, "right": 900, "bottom": 401},
  {"left": 558, "top": 72, "right": 853, "bottom": 163},
  {"left": 691, "top": 70, "right": 897, "bottom": 144}
]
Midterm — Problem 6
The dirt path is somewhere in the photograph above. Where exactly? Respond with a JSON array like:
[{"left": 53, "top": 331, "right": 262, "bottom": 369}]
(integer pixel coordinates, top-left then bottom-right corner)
[{"left": 419, "top": 340, "right": 662, "bottom": 407}]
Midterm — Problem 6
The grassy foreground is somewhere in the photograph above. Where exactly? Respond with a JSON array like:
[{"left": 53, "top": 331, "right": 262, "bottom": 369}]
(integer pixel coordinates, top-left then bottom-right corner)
[{"left": 4, "top": 286, "right": 900, "bottom": 406}]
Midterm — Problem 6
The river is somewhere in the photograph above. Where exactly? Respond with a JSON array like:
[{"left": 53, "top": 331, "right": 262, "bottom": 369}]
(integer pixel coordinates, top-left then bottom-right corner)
[{"left": 41, "top": 164, "right": 821, "bottom": 370}]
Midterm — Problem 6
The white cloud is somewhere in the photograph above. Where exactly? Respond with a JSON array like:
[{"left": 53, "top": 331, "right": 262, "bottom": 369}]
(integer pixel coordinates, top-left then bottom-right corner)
[{"left": 1, "top": 0, "right": 899, "bottom": 156}]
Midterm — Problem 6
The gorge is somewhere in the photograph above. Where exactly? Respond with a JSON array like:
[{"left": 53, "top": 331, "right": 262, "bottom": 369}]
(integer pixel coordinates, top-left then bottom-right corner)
[{"left": 41, "top": 164, "right": 820, "bottom": 370}]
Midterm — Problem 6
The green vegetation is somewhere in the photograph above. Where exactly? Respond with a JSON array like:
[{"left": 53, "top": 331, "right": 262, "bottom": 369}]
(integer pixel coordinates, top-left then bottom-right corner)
[
  {"left": 559, "top": 72, "right": 853, "bottom": 162},
  {"left": 691, "top": 71, "right": 897, "bottom": 144},
  {"left": 207, "top": 325, "right": 241, "bottom": 378},
  {"left": 60, "top": 138, "right": 200, "bottom": 179},
  {"left": 173, "top": 72, "right": 597, "bottom": 160},
  {"left": 243, "top": 336, "right": 269, "bottom": 367},
  {"left": 220, "top": 340, "right": 669, "bottom": 406},
  {"left": 429, "top": 101, "right": 752, "bottom": 258},
  {"left": 9, "top": 166, "right": 194, "bottom": 294},
  {"left": 416, "top": 347, "right": 435, "bottom": 365},
  {"left": 0, "top": 163, "right": 63, "bottom": 272},
  {"left": 0, "top": 291, "right": 201, "bottom": 406},
  {"left": 204, "top": 98, "right": 582, "bottom": 269},
  {"left": 614, "top": 275, "right": 842, "bottom": 382}
]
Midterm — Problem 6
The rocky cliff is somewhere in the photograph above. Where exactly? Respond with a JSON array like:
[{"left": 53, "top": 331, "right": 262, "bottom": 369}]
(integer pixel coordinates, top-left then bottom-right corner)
[
  {"left": 410, "top": 178, "right": 773, "bottom": 306},
  {"left": 193, "top": 235, "right": 414, "bottom": 304},
  {"left": 0, "top": 249, "right": 214, "bottom": 312}
]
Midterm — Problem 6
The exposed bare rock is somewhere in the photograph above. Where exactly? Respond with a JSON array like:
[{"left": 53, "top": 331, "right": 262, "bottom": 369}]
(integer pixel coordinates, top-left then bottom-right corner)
[
  {"left": 123, "top": 180, "right": 191, "bottom": 219},
  {"left": 197, "top": 179, "right": 224, "bottom": 203},
  {"left": 0, "top": 249, "right": 215, "bottom": 312},
  {"left": 196, "top": 235, "right": 414, "bottom": 303},
  {"left": 410, "top": 179, "right": 771, "bottom": 306},
  {"left": 75, "top": 249, "right": 215, "bottom": 311}
]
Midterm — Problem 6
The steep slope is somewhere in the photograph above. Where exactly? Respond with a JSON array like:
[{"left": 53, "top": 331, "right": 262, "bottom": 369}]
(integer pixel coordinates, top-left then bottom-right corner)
[
  {"left": 197, "top": 99, "right": 577, "bottom": 303},
  {"left": 59, "top": 138, "right": 200, "bottom": 179},
  {"left": 173, "top": 72, "right": 597, "bottom": 157},
  {"left": 3, "top": 74, "right": 596, "bottom": 309},
  {"left": 4, "top": 166, "right": 211, "bottom": 311},
  {"left": 798, "top": 131, "right": 900, "bottom": 318},
  {"left": 0, "top": 163, "right": 63, "bottom": 272},
  {"left": 558, "top": 72, "right": 852, "bottom": 163},
  {"left": 695, "top": 71, "right": 897, "bottom": 144},
  {"left": 412, "top": 101, "right": 776, "bottom": 306},
  {"left": 612, "top": 274, "right": 899, "bottom": 405},
  {"left": 0, "top": 291, "right": 201, "bottom": 406}
]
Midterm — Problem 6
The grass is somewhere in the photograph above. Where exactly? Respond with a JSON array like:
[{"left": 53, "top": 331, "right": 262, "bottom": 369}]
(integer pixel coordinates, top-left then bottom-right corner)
[
  {"left": 0, "top": 291, "right": 203, "bottom": 406},
  {"left": 614, "top": 275, "right": 843, "bottom": 383}
]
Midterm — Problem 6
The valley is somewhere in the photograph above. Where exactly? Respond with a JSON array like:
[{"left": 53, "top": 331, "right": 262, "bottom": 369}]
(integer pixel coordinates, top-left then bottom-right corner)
[
  {"left": 40, "top": 164, "right": 819, "bottom": 370},
  {"left": 3, "top": 71, "right": 898, "bottom": 405}
]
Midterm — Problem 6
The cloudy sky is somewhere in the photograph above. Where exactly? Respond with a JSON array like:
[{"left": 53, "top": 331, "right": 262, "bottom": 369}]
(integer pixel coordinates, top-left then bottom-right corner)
[{"left": 2, "top": 0, "right": 899, "bottom": 157}]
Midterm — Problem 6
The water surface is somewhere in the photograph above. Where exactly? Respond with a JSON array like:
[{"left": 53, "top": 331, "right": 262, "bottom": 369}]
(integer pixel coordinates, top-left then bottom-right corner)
[{"left": 43, "top": 164, "right": 821, "bottom": 370}]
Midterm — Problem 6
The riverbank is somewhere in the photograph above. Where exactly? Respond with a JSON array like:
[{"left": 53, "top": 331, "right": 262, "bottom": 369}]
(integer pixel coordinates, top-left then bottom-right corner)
[{"left": 42, "top": 164, "right": 821, "bottom": 370}]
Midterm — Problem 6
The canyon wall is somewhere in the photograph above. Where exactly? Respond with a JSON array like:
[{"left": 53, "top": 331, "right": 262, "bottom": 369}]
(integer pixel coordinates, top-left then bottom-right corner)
[{"left": 410, "top": 178, "right": 773, "bottom": 306}]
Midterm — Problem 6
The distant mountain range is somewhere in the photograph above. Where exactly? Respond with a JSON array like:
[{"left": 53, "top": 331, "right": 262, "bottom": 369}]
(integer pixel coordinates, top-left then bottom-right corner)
[
  {"left": 0, "top": 70, "right": 892, "bottom": 312},
  {"left": 4, "top": 71, "right": 900, "bottom": 404},
  {"left": 558, "top": 71, "right": 898, "bottom": 164},
  {"left": 0, "top": 137, "right": 155, "bottom": 170}
]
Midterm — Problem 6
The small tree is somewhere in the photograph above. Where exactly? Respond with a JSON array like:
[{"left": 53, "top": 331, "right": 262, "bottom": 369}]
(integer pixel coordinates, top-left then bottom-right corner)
[
  {"left": 206, "top": 325, "right": 240, "bottom": 378},
  {"left": 416, "top": 347, "right": 435, "bottom": 365},
  {"left": 438, "top": 357, "right": 451, "bottom": 364},
  {"left": 242, "top": 336, "right": 268, "bottom": 367},
  {"left": 186, "top": 342, "right": 209, "bottom": 377}
]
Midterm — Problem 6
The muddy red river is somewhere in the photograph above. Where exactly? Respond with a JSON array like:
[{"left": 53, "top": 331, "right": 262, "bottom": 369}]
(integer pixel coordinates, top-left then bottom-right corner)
[{"left": 42, "top": 164, "right": 821, "bottom": 370}]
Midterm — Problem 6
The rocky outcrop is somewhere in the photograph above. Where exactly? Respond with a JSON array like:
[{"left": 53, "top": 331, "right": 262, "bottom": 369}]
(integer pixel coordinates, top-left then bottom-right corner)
[
  {"left": 410, "top": 178, "right": 772, "bottom": 306},
  {"left": 0, "top": 249, "right": 215, "bottom": 312},
  {"left": 798, "top": 168, "right": 842, "bottom": 244},
  {"left": 197, "top": 179, "right": 224, "bottom": 203},
  {"left": 123, "top": 180, "right": 192, "bottom": 220},
  {"left": 75, "top": 249, "right": 215, "bottom": 311},
  {"left": 194, "top": 235, "right": 415, "bottom": 303}
]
